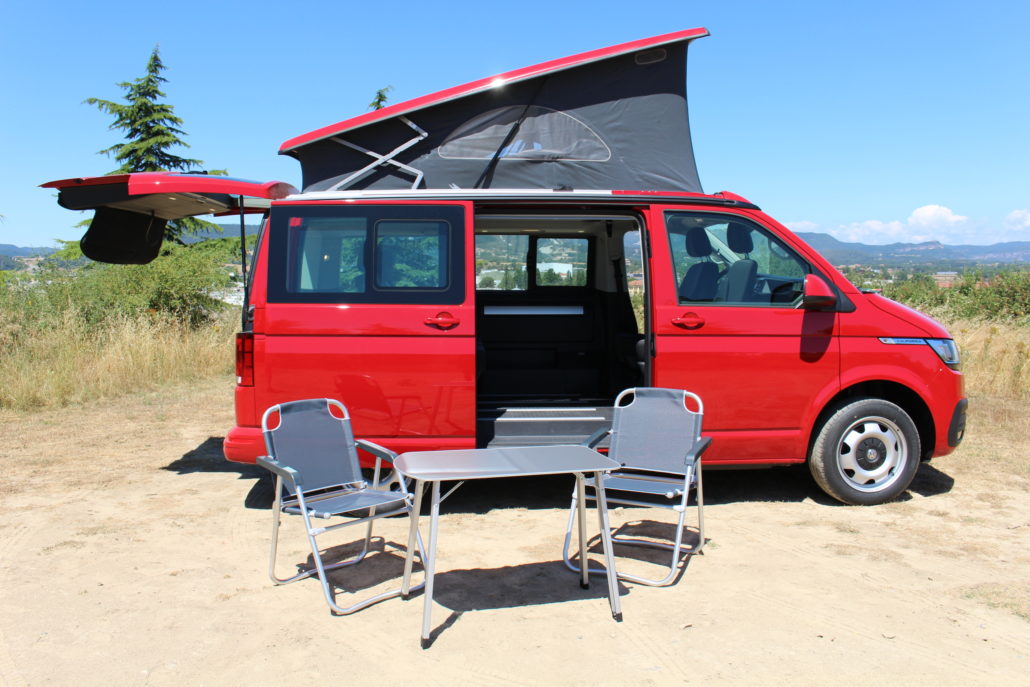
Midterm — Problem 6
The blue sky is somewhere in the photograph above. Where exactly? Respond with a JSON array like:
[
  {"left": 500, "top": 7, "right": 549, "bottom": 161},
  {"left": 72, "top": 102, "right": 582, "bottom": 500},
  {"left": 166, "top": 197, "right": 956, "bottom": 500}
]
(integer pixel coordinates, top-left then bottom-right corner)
[{"left": 2, "top": 0, "right": 1028, "bottom": 248}]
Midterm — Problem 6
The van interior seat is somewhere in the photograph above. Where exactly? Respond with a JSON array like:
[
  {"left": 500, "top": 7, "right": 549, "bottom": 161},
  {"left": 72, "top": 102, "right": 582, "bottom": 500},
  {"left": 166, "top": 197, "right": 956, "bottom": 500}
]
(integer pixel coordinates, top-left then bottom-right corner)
[
  {"left": 678, "top": 227, "right": 719, "bottom": 301},
  {"left": 720, "top": 223, "right": 758, "bottom": 302}
]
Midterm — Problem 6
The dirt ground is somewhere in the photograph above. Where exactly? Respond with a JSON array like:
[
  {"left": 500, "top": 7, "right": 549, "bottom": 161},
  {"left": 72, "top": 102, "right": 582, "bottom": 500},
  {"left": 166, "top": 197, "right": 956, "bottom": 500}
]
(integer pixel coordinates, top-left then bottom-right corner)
[{"left": 1, "top": 377, "right": 1027, "bottom": 686}]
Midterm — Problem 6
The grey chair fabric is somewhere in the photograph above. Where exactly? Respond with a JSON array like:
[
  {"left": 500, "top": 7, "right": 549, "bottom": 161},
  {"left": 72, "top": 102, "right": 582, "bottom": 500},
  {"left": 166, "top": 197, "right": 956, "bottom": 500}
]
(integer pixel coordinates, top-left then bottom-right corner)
[
  {"left": 563, "top": 387, "right": 711, "bottom": 586},
  {"left": 257, "top": 398, "right": 424, "bottom": 614}
]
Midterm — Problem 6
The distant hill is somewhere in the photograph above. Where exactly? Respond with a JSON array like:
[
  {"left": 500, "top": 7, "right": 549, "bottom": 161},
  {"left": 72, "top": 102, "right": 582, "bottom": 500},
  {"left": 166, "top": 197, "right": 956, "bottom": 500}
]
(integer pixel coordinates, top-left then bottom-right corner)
[
  {"left": 180, "top": 223, "right": 261, "bottom": 245},
  {"left": 1, "top": 230, "right": 1027, "bottom": 267},
  {"left": 0, "top": 244, "right": 55, "bottom": 258},
  {"left": 794, "top": 233, "right": 1030, "bottom": 266}
]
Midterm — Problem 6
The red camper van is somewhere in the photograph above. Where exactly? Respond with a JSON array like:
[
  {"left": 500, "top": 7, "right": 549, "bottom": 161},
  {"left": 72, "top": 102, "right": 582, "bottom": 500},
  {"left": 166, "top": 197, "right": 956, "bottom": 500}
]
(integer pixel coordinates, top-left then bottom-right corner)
[{"left": 44, "top": 29, "right": 966, "bottom": 505}]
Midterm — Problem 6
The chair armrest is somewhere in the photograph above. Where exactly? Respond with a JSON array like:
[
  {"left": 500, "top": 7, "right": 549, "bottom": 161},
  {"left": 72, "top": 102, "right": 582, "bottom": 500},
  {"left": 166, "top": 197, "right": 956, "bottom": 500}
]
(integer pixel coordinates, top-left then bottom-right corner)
[
  {"left": 256, "top": 456, "right": 303, "bottom": 489},
  {"left": 356, "top": 440, "right": 404, "bottom": 490},
  {"left": 685, "top": 436, "right": 713, "bottom": 465},
  {"left": 356, "top": 439, "right": 398, "bottom": 463},
  {"left": 582, "top": 428, "right": 611, "bottom": 449}
]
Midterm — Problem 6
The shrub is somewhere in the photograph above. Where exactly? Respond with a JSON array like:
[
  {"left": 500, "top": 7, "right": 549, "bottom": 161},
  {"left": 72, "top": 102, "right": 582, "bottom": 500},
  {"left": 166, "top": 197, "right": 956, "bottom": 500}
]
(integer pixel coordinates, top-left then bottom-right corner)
[
  {"left": 32, "top": 241, "right": 235, "bottom": 327},
  {"left": 882, "top": 269, "right": 1030, "bottom": 323},
  {"left": 0, "top": 240, "right": 239, "bottom": 410}
]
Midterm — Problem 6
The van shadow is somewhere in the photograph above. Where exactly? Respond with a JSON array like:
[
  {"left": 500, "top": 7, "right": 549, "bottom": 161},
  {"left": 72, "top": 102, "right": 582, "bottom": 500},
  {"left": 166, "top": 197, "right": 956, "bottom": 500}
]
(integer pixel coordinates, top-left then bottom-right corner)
[
  {"left": 164, "top": 437, "right": 957, "bottom": 513},
  {"left": 162, "top": 436, "right": 273, "bottom": 510}
]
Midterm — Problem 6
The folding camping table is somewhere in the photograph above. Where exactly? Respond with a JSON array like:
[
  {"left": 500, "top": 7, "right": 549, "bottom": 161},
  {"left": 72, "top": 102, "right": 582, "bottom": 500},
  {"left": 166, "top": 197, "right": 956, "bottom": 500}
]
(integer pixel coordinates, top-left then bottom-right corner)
[{"left": 396, "top": 445, "right": 622, "bottom": 647}]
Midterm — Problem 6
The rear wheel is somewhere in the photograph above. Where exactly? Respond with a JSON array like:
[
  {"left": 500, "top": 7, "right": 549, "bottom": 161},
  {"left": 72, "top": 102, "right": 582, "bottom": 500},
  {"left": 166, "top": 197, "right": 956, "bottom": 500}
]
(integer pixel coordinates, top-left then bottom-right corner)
[{"left": 809, "top": 398, "right": 920, "bottom": 505}]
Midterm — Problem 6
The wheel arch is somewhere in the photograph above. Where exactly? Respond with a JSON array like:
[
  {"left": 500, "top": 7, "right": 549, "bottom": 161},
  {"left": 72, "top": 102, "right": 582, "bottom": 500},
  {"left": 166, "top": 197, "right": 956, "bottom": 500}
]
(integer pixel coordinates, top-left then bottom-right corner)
[{"left": 807, "top": 381, "right": 935, "bottom": 463}]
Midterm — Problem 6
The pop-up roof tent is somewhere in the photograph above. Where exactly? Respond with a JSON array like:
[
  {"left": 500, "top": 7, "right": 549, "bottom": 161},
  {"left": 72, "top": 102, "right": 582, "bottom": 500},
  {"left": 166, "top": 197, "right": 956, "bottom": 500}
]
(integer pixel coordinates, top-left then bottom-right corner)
[
  {"left": 280, "top": 28, "right": 709, "bottom": 194},
  {"left": 42, "top": 29, "right": 709, "bottom": 267}
]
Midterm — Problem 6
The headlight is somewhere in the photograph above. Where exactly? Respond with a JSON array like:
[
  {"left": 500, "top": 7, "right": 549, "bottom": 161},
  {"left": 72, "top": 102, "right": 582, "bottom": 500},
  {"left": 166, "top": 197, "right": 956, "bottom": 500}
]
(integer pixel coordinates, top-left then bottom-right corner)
[{"left": 926, "top": 338, "right": 961, "bottom": 370}]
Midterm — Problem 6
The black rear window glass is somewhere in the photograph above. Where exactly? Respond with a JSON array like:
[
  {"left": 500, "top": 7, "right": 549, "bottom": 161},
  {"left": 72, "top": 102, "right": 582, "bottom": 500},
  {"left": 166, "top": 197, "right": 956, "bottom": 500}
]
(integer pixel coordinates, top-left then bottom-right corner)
[{"left": 266, "top": 204, "right": 465, "bottom": 304}]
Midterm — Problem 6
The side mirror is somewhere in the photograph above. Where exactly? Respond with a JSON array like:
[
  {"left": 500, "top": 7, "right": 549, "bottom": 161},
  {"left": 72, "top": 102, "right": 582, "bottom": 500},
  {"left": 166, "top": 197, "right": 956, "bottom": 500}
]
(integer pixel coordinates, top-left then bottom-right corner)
[{"left": 802, "top": 274, "right": 837, "bottom": 310}]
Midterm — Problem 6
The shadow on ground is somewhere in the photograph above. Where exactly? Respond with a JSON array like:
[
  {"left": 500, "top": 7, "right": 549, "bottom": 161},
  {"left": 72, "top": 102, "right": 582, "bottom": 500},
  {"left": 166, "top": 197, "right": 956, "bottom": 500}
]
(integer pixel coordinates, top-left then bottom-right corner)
[{"left": 164, "top": 437, "right": 957, "bottom": 513}]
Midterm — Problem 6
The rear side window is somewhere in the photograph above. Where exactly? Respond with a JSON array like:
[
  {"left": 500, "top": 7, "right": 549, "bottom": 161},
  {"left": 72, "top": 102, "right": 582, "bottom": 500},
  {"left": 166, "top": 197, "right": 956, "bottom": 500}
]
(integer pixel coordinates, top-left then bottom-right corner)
[
  {"left": 535, "top": 237, "right": 588, "bottom": 287},
  {"left": 266, "top": 205, "right": 465, "bottom": 304},
  {"left": 475, "top": 233, "right": 592, "bottom": 290}
]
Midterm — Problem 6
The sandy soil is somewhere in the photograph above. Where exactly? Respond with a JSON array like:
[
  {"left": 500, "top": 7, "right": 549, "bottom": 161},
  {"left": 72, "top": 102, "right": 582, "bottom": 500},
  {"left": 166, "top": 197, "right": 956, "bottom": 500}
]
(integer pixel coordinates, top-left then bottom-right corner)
[{"left": 1, "top": 377, "right": 1027, "bottom": 686}]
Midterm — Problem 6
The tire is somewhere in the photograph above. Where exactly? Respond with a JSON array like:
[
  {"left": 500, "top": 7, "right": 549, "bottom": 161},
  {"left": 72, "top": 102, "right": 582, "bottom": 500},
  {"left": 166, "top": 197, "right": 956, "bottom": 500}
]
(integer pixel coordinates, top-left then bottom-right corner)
[{"left": 808, "top": 397, "right": 921, "bottom": 505}]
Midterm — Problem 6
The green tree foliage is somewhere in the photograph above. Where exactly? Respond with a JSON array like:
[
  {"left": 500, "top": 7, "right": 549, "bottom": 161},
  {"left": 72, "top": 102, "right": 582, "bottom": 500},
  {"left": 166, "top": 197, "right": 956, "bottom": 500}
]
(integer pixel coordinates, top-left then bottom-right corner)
[
  {"left": 369, "top": 86, "right": 393, "bottom": 110},
  {"left": 85, "top": 46, "right": 222, "bottom": 241}
]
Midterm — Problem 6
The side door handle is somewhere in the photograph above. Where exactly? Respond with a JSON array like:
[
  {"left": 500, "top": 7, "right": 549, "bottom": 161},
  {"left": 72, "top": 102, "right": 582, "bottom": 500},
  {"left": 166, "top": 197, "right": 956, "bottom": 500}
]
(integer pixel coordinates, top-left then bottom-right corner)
[
  {"left": 425, "top": 312, "right": 461, "bottom": 330},
  {"left": 671, "top": 312, "right": 705, "bottom": 329}
]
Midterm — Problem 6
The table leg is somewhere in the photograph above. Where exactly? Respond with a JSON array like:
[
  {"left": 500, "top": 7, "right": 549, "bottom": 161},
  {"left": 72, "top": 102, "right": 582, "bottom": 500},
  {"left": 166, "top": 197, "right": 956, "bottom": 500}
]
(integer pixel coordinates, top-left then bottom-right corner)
[
  {"left": 592, "top": 471, "right": 622, "bottom": 621},
  {"left": 420, "top": 479, "right": 441, "bottom": 648},
  {"left": 575, "top": 473, "right": 589, "bottom": 588},
  {"left": 402, "top": 480, "right": 425, "bottom": 595}
]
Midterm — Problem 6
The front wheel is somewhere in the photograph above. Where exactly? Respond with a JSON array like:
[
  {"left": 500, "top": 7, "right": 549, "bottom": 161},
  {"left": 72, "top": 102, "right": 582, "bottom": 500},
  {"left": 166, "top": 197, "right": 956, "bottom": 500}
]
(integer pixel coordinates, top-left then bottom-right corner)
[{"left": 809, "top": 398, "right": 921, "bottom": 505}]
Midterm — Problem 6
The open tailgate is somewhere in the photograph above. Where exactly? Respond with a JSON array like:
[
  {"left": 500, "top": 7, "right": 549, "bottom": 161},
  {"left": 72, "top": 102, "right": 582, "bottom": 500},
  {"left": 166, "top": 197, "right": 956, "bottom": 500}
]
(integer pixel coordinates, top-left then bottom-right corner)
[{"left": 41, "top": 172, "right": 297, "bottom": 264}]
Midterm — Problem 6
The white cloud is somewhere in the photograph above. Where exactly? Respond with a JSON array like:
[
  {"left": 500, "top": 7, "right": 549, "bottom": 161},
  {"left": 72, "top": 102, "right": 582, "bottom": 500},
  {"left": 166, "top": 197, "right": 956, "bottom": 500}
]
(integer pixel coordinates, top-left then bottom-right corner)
[
  {"left": 784, "top": 220, "right": 819, "bottom": 232},
  {"left": 784, "top": 206, "right": 1026, "bottom": 245},
  {"left": 818, "top": 204, "right": 982, "bottom": 245},
  {"left": 1003, "top": 209, "right": 1030, "bottom": 230},
  {"left": 833, "top": 219, "right": 912, "bottom": 244},
  {"left": 907, "top": 204, "right": 968, "bottom": 228}
]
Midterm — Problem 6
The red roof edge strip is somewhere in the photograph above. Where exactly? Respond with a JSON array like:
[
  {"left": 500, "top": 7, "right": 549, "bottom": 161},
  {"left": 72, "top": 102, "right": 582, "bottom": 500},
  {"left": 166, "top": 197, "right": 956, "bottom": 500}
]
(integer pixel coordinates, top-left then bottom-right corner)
[
  {"left": 279, "top": 27, "right": 709, "bottom": 154},
  {"left": 41, "top": 172, "right": 298, "bottom": 199}
]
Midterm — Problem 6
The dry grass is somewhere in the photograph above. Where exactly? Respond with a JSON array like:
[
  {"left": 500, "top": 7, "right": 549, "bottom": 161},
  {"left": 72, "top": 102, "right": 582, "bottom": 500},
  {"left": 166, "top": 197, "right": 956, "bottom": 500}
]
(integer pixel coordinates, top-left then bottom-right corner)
[
  {"left": 962, "top": 583, "right": 1030, "bottom": 622},
  {"left": 0, "top": 309, "right": 235, "bottom": 410},
  {"left": 946, "top": 317, "right": 1029, "bottom": 399},
  {"left": 944, "top": 395, "right": 1030, "bottom": 482},
  {"left": 0, "top": 303, "right": 1024, "bottom": 413}
]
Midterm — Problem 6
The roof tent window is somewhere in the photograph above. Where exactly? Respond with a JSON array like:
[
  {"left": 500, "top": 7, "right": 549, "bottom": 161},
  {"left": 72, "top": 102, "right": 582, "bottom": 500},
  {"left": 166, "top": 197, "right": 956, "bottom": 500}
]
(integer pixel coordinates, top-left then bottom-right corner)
[{"left": 439, "top": 106, "right": 611, "bottom": 162}]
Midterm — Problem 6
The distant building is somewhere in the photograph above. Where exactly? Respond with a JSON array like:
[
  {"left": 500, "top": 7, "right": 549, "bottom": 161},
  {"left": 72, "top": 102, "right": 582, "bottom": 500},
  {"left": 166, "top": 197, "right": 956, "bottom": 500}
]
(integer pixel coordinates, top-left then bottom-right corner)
[{"left": 933, "top": 271, "right": 959, "bottom": 288}]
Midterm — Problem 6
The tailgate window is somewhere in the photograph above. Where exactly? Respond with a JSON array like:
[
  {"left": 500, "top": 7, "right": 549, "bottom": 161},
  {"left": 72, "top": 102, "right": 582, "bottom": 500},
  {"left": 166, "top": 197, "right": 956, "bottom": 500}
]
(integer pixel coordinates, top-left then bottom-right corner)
[{"left": 267, "top": 205, "right": 465, "bottom": 304}]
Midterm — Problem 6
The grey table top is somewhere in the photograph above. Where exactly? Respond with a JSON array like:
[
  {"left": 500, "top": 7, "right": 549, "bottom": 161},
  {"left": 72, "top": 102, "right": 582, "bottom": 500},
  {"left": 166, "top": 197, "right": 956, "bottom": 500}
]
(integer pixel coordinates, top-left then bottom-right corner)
[{"left": 394, "top": 445, "right": 619, "bottom": 481}]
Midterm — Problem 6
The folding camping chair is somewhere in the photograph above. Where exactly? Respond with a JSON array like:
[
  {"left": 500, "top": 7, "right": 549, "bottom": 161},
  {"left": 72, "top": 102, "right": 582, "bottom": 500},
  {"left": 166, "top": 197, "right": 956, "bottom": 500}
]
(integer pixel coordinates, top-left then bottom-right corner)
[
  {"left": 563, "top": 387, "right": 711, "bottom": 586},
  {"left": 257, "top": 398, "right": 424, "bottom": 614}
]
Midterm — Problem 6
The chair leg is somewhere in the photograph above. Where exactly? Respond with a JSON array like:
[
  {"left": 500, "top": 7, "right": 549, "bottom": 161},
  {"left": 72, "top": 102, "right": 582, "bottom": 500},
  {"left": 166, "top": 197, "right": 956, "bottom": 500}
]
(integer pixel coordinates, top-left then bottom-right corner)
[
  {"left": 268, "top": 478, "right": 317, "bottom": 585},
  {"left": 694, "top": 464, "right": 705, "bottom": 554},
  {"left": 299, "top": 506, "right": 425, "bottom": 616},
  {"left": 562, "top": 468, "right": 706, "bottom": 588}
]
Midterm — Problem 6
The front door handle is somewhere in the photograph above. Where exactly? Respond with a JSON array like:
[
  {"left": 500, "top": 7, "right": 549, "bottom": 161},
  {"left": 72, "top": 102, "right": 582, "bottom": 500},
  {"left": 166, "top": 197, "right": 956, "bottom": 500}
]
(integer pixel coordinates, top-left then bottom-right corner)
[
  {"left": 671, "top": 312, "right": 705, "bottom": 329},
  {"left": 425, "top": 312, "right": 460, "bottom": 330}
]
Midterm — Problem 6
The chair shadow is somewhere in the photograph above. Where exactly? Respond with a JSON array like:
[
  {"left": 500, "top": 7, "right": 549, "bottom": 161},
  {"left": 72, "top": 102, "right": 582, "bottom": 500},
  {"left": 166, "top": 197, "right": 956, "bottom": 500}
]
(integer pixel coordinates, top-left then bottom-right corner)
[
  {"left": 293, "top": 538, "right": 424, "bottom": 596},
  {"left": 571, "top": 520, "right": 703, "bottom": 587}
]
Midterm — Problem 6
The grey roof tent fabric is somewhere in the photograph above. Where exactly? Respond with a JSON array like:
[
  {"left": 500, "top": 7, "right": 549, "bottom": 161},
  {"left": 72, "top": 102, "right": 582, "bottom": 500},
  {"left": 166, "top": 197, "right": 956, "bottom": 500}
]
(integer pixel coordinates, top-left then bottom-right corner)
[{"left": 283, "top": 36, "right": 706, "bottom": 194}]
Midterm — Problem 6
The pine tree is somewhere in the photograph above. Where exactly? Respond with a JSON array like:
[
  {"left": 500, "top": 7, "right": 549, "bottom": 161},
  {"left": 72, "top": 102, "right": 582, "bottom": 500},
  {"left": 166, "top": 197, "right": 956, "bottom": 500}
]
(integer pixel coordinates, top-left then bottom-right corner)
[
  {"left": 369, "top": 86, "right": 393, "bottom": 110},
  {"left": 85, "top": 46, "right": 220, "bottom": 241}
]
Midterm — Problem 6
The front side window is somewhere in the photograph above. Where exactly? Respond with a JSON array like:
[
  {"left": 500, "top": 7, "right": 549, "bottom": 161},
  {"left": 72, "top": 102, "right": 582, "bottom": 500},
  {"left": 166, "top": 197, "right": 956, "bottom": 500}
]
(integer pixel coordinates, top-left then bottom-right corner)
[
  {"left": 666, "top": 212, "right": 809, "bottom": 306},
  {"left": 267, "top": 205, "right": 465, "bottom": 304}
]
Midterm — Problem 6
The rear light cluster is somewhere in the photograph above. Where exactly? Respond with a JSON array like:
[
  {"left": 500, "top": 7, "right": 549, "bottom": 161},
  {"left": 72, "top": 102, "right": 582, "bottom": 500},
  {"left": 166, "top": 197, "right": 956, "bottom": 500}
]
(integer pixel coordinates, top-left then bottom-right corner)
[{"left": 236, "top": 333, "right": 254, "bottom": 386}]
